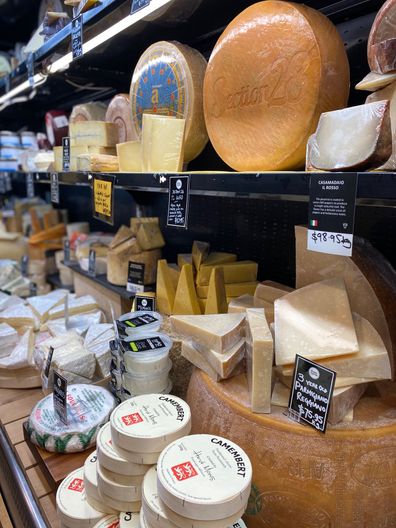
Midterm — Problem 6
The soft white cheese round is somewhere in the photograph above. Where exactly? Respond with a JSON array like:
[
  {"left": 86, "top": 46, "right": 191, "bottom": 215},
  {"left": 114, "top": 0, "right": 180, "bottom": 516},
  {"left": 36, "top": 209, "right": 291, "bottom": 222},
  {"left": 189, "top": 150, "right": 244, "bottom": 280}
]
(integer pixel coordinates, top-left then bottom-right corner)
[
  {"left": 118, "top": 311, "right": 163, "bottom": 337},
  {"left": 157, "top": 435, "right": 252, "bottom": 521},
  {"left": 97, "top": 422, "right": 150, "bottom": 476},
  {"left": 113, "top": 443, "right": 162, "bottom": 465},
  {"left": 100, "top": 465, "right": 145, "bottom": 487},
  {"left": 143, "top": 466, "right": 245, "bottom": 528},
  {"left": 97, "top": 461, "right": 142, "bottom": 502},
  {"left": 56, "top": 467, "right": 105, "bottom": 528},
  {"left": 119, "top": 511, "right": 141, "bottom": 527},
  {"left": 139, "top": 509, "right": 150, "bottom": 528},
  {"left": 83, "top": 451, "right": 117, "bottom": 514},
  {"left": 122, "top": 363, "right": 171, "bottom": 395},
  {"left": 121, "top": 333, "right": 171, "bottom": 375},
  {"left": 92, "top": 515, "right": 120, "bottom": 528},
  {"left": 110, "top": 395, "right": 191, "bottom": 454},
  {"left": 99, "top": 491, "right": 141, "bottom": 513}
]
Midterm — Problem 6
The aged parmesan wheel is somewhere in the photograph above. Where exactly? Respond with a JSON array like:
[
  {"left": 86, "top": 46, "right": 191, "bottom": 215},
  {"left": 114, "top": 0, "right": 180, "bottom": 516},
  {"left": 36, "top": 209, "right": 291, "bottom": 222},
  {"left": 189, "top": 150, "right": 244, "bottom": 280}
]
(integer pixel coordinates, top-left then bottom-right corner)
[
  {"left": 69, "top": 102, "right": 107, "bottom": 123},
  {"left": 203, "top": 1, "right": 350, "bottom": 171},
  {"left": 105, "top": 94, "right": 136, "bottom": 144},
  {"left": 130, "top": 41, "right": 208, "bottom": 162},
  {"left": 368, "top": 0, "right": 396, "bottom": 73},
  {"left": 187, "top": 369, "right": 396, "bottom": 528}
]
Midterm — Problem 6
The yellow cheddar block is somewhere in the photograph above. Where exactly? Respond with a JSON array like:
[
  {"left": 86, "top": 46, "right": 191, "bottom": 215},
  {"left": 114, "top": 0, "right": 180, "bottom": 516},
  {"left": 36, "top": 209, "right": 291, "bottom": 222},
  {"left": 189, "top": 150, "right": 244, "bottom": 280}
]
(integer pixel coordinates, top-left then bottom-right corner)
[
  {"left": 168, "top": 264, "right": 180, "bottom": 289},
  {"left": 69, "top": 121, "right": 118, "bottom": 147},
  {"left": 117, "top": 141, "right": 142, "bottom": 172},
  {"left": 198, "top": 298, "right": 207, "bottom": 313},
  {"left": 228, "top": 294, "right": 255, "bottom": 313},
  {"left": 172, "top": 264, "right": 201, "bottom": 315},
  {"left": 178, "top": 253, "right": 192, "bottom": 268},
  {"left": 203, "top": 252, "right": 237, "bottom": 267},
  {"left": 192, "top": 241, "right": 210, "bottom": 270},
  {"left": 196, "top": 260, "right": 258, "bottom": 286},
  {"left": 205, "top": 268, "right": 228, "bottom": 314},
  {"left": 136, "top": 222, "right": 165, "bottom": 251},
  {"left": 198, "top": 281, "right": 258, "bottom": 298},
  {"left": 156, "top": 259, "right": 177, "bottom": 315}
]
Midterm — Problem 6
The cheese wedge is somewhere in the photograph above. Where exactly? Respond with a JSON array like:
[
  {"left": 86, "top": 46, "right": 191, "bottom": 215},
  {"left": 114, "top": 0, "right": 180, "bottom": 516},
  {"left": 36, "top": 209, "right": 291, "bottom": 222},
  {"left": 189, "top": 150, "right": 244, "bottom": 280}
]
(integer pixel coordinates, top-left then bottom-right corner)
[
  {"left": 109, "top": 225, "right": 135, "bottom": 250},
  {"left": 117, "top": 141, "right": 142, "bottom": 172},
  {"left": 271, "top": 381, "right": 291, "bottom": 407},
  {"left": 197, "top": 260, "right": 258, "bottom": 286},
  {"left": 0, "top": 305, "right": 38, "bottom": 329},
  {"left": 171, "top": 313, "right": 245, "bottom": 354},
  {"left": 274, "top": 278, "right": 358, "bottom": 366},
  {"left": 228, "top": 294, "right": 255, "bottom": 313},
  {"left": 136, "top": 222, "right": 165, "bottom": 251},
  {"left": 156, "top": 260, "right": 177, "bottom": 315},
  {"left": 205, "top": 268, "right": 228, "bottom": 314},
  {"left": 167, "top": 264, "right": 180, "bottom": 289},
  {"left": 198, "top": 298, "right": 206, "bottom": 313},
  {"left": 355, "top": 71, "right": 396, "bottom": 91},
  {"left": 197, "top": 281, "right": 258, "bottom": 298},
  {"left": 328, "top": 384, "right": 367, "bottom": 425},
  {"left": 142, "top": 114, "right": 186, "bottom": 172},
  {"left": 254, "top": 281, "right": 294, "bottom": 304},
  {"left": 177, "top": 254, "right": 192, "bottom": 268},
  {"left": 181, "top": 341, "right": 245, "bottom": 381},
  {"left": 48, "top": 295, "right": 98, "bottom": 320},
  {"left": 192, "top": 241, "right": 210, "bottom": 270},
  {"left": 246, "top": 308, "right": 273, "bottom": 413},
  {"left": 172, "top": 264, "right": 201, "bottom": 315},
  {"left": 189, "top": 338, "right": 245, "bottom": 378}
]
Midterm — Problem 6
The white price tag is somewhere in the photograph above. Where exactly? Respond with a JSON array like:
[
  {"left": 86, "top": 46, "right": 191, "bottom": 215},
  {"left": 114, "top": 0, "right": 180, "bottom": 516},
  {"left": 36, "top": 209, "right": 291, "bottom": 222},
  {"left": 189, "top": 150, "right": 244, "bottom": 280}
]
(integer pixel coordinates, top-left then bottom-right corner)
[{"left": 307, "top": 230, "right": 353, "bottom": 257}]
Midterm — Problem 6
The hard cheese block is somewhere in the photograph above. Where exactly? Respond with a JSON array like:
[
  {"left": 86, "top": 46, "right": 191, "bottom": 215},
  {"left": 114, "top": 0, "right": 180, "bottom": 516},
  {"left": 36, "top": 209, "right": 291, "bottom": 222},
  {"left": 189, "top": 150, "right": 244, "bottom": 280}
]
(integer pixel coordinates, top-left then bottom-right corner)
[
  {"left": 254, "top": 280, "right": 294, "bottom": 304},
  {"left": 328, "top": 383, "right": 368, "bottom": 425},
  {"left": 77, "top": 154, "right": 119, "bottom": 172},
  {"left": 205, "top": 267, "right": 228, "bottom": 314},
  {"left": 136, "top": 222, "right": 165, "bottom": 251},
  {"left": 197, "top": 282, "right": 258, "bottom": 298},
  {"left": 130, "top": 41, "right": 208, "bottom": 162},
  {"left": 117, "top": 141, "right": 142, "bottom": 172},
  {"left": 69, "top": 101, "right": 107, "bottom": 123},
  {"left": 295, "top": 225, "right": 396, "bottom": 377},
  {"left": 367, "top": 82, "right": 396, "bottom": 170},
  {"left": 355, "top": 70, "right": 396, "bottom": 91},
  {"left": 367, "top": 0, "right": 396, "bottom": 73},
  {"left": 203, "top": 1, "right": 349, "bottom": 171},
  {"left": 274, "top": 278, "right": 359, "bottom": 365},
  {"left": 171, "top": 313, "right": 245, "bottom": 353},
  {"left": 105, "top": 93, "right": 136, "bottom": 143},
  {"left": 307, "top": 100, "right": 392, "bottom": 171},
  {"left": 186, "top": 338, "right": 245, "bottom": 378},
  {"left": 192, "top": 240, "right": 210, "bottom": 270},
  {"left": 246, "top": 308, "right": 273, "bottom": 414},
  {"left": 187, "top": 369, "right": 396, "bottom": 527},
  {"left": 197, "top": 260, "right": 258, "bottom": 286},
  {"left": 69, "top": 121, "right": 118, "bottom": 147},
  {"left": 107, "top": 243, "right": 161, "bottom": 286},
  {"left": 156, "top": 259, "right": 177, "bottom": 315},
  {"left": 202, "top": 252, "right": 237, "bottom": 267},
  {"left": 228, "top": 294, "right": 255, "bottom": 313},
  {"left": 178, "top": 253, "right": 192, "bottom": 268},
  {"left": 172, "top": 264, "right": 201, "bottom": 315}
]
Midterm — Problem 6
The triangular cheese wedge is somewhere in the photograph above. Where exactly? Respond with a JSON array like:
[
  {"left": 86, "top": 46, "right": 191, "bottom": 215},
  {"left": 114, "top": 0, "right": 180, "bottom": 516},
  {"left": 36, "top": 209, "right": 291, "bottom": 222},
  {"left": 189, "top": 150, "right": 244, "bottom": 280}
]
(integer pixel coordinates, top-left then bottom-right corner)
[
  {"left": 156, "top": 260, "right": 177, "bottom": 315},
  {"left": 109, "top": 225, "right": 134, "bottom": 249},
  {"left": 192, "top": 241, "right": 209, "bottom": 270},
  {"left": 172, "top": 264, "right": 201, "bottom": 315},
  {"left": 167, "top": 264, "right": 180, "bottom": 290},
  {"left": 274, "top": 278, "right": 358, "bottom": 365},
  {"left": 255, "top": 281, "right": 294, "bottom": 304},
  {"left": 205, "top": 268, "right": 228, "bottom": 314},
  {"left": 171, "top": 313, "right": 245, "bottom": 353},
  {"left": 27, "top": 290, "right": 68, "bottom": 323},
  {"left": 228, "top": 294, "right": 255, "bottom": 313}
]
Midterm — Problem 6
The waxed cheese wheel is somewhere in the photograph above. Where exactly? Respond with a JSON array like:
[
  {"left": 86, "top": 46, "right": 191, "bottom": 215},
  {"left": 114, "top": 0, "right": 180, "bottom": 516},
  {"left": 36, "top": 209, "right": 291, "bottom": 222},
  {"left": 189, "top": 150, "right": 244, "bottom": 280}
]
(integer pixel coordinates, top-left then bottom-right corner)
[
  {"left": 203, "top": 1, "right": 350, "bottom": 171},
  {"left": 368, "top": 0, "right": 396, "bottom": 73},
  {"left": 187, "top": 369, "right": 396, "bottom": 528},
  {"left": 105, "top": 93, "right": 136, "bottom": 144},
  {"left": 130, "top": 41, "right": 208, "bottom": 162}
]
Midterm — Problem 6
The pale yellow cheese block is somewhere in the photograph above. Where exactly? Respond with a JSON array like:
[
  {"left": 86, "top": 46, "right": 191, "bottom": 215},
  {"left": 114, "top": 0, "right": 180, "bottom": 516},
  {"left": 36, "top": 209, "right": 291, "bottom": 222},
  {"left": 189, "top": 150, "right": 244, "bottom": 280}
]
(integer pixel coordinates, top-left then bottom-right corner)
[
  {"left": 156, "top": 259, "right": 177, "bottom": 315},
  {"left": 205, "top": 267, "right": 228, "bottom": 314},
  {"left": 197, "top": 260, "right": 258, "bottom": 286},
  {"left": 192, "top": 241, "right": 210, "bottom": 270},
  {"left": 177, "top": 253, "right": 192, "bottom": 268},
  {"left": 187, "top": 338, "right": 245, "bottom": 378},
  {"left": 107, "top": 246, "right": 160, "bottom": 286},
  {"left": 228, "top": 294, "right": 255, "bottom": 313},
  {"left": 246, "top": 308, "right": 273, "bottom": 414},
  {"left": 275, "top": 367, "right": 375, "bottom": 390},
  {"left": 172, "top": 264, "right": 201, "bottom": 315},
  {"left": 136, "top": 222, "right": 165, "bottom": 251},
  {"left": 142, "top": 114, "right": 185, "bottom": 172},
  {"left": 69, "top": 121, "right": 118, "bottom": 147},
  {"left": 197, "top": 281, "right": 258, "bottom": 298},
  {"left": 117, "top": 141, "right": 142, "bottom": 172},
  {"left": 254, "top": 280, "right": 294, "bottom": 303}
]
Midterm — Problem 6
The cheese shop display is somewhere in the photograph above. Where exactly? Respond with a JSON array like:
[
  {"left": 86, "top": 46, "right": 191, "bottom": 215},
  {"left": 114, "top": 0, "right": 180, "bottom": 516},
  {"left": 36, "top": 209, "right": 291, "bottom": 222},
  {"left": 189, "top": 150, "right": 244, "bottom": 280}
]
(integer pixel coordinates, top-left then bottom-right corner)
[
  {"left": 142, "top": 114, "right": 186, "bottom": 172},
  {"left": 130, "top": 41, "right": 208, "bottom": 162},
  {"left": 69, "top": 102, "right": 107, "bottom": 123},
  {"left": 157, "top": 434, "right": 252, "bottom": 521},
  {"left": 27, "top": 384, "right": 116, "bottom": 453},
  {"left": 367, "top": 0, "right": 396, "bottom": 73},
  {"left": 307, "top": 100, "right": 392, "bottom": 171},
  {"left": 83, "top": 452, "right": 118, "bottom": 514},
  {"left": 203, "top": 1, "right": 349, "bottom": 171},
  {"left": 117, "top": 141, "right": 142, "bottom": 172},
  {"left": 105, "top": 93, "right": 136, "bottom": 144}
]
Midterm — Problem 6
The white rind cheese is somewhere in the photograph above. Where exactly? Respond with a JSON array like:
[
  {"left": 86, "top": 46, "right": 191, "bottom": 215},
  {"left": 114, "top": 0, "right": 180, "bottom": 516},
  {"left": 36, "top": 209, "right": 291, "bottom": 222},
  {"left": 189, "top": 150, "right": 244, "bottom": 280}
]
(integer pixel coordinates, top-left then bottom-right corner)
[
  {"left": 96, "top": 461, "right": 142, "bottom": 502},
  {"left": 83, "top": 452, "right": 117, "bottom": 515}
]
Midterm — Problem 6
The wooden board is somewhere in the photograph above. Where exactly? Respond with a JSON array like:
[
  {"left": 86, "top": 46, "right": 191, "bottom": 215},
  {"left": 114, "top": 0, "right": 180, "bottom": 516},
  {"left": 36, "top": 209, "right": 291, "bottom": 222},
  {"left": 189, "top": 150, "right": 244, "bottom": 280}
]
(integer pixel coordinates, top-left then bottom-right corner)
[
  {"left": 23, "top": 422, "right": 94, "bottom": 490},
  {"left": 0, "top": 492, "right": 13, "bottom": 528}
]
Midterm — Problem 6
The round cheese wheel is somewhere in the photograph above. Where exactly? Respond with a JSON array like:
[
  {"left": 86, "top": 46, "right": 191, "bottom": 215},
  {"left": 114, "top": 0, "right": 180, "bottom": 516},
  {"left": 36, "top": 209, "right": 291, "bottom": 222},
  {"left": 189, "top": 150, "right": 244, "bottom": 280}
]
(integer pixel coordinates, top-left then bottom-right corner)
[
  {"left": 45, "top": 110, "right": 69, "bottom": 146},
  {"left": 144, "top": 0, "right": 203, "bottom": 26},
  {"left": 110, "top": 394, "right": 191, "bottom": 454},
  {"left": 129, "top": 41, "right": 208, "bottom": 162},
  {"left": 140, "top": 509, "right": 150, "bottom": 528},
  {"left": 92, "top": 515, "right": 119, "bottom": 528},
  {"left": 96, "top": 461, "right": 142, "bottom": 502},
  {"left": 157, "top": 434, "right": 252, "bottom": 521},
  {"left": 187, "top": 370, "right": 396, "bottom": 527},
  {"left": 83, "top": 452, "right": 118, "bottom": 515},
  {"left": 99, "top": 491, "right": 141, "bottom": 513},
  {"left": 97, "top": 422, "right": 150, "bottom": 476},
  {"left": 56, "top": 467, "right": 105, "bottom": 528},
  {"left": 112, "top": 443, "right": 161, "bottom": 465},
  {"left": 70, "top": 102, "right": 107, "bottom": 123},
  {"left": 119, "top": 512, "right": 141, "bottom": 527},
  {"left": 105, "top": 94, "right": 137, "bottom": 144},
  {"left": 203, "top": 1, "right": 350, "bottom": 171},
  {"left": 368, "top": 0, "right": 396, "bottom": 73}
]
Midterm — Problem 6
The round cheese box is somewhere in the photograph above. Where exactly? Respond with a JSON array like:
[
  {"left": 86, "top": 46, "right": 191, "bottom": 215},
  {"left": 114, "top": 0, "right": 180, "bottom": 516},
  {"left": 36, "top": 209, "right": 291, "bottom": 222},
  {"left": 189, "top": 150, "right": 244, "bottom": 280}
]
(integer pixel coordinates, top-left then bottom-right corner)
[
  {"left": 99, "top": 491, "right": 141, "bottom": 514},
  {"left": 157, "top": 434, "right": 252, "bottom": 521},
  {"left": 83, "top": 451, "right": 117, "bottom": 514},
  {"left": 56, "top": 467, "right": 105, "bottom": 528},
  {"left": 92, "top": 515, "right": 120, "bottom": 528},
  {"left": 96, "top": 461, "right": 142, "bottom": 502},
  {"left": 110, "top": 394, "right": 191, "bottom": 454},
  {"left": 119, "top": 511, "right": 141, "bottom": 527},
  {"left": 97, "top": 422, "right": 150, "bottom": 476}
]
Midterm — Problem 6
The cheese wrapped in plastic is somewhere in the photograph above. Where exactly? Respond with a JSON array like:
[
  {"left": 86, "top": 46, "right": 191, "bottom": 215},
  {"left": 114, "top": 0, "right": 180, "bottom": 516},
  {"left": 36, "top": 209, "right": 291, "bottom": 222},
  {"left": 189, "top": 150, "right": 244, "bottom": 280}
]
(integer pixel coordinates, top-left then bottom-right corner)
[{"left": 307, "top": 100, "right": 392, "bottom": 171}]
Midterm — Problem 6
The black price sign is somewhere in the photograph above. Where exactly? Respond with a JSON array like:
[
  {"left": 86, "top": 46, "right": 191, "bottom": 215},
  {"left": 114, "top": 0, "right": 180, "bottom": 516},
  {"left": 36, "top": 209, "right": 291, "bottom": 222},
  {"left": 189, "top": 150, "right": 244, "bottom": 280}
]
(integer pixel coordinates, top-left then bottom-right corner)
[
  {"left": 63, "top": 239, "right": 71, "bottom": 264},
  {"left": 27, "top": 53, "right": 35, "bottom": 87},
  {"left": 51, "top": 173, "right": 59, "bottom": 204},
  {"left": 29, "top": 282, "right": 37, "bottom": 297},
  {"left": 127, "top": 261, "right": 145, "bottom": 293},
  {"left": 44, "top": 346, "right": 54, "bottom": 378},
  {"left": 308, "top": 174, "right": 358, "bottom": 257},
  {"left": 135, "top": 294, "right": 156, "bottom": 312},
  {"left": 0, "top": 175, "right": 5, "bottom": 194},
  {"left": 71, "top": 15, "right": 83, "bottom": 60},
  {"left": 92, "top": 174, "right": 115, "bottom": 225},
  {"left": 26, "top": 173, "right": 34, "bottom": 198},
  {"left": 5, "top": 173, "right": 11, "bottom": 192},
  {"left": 5, "top": 74, "right": 10, "bottom": 93},
  {"left": 288, "top": 355, "right": 336, "bottom": 433},
  {"left": 20, "top": 255, "right": 29, "bottom": 277},
  {"left": 167, "top": 175, "right": 190, "bottom": 228},
  {"left": 62, "top": 137, "right": 71, "bottom": 172},
  {"left": 131, "top": 0, "right": 150, "bottom": 13},
  {"left": 88, "top": 249, "right": 96, "bottom": 276},
  {"left": 53, "top": 371, "right": 68, "bottom": 425}
]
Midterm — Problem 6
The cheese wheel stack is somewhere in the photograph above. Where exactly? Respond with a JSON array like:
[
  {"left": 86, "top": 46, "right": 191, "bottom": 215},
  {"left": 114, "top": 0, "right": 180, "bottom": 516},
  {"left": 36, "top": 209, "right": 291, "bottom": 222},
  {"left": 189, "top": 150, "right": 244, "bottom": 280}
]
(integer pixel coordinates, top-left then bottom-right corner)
[
  {"left": 130, "top": 41, "right": 208, "bottom": 163},
  {"left": 203, "top": 0, "right": 349, "bottom": 171}
]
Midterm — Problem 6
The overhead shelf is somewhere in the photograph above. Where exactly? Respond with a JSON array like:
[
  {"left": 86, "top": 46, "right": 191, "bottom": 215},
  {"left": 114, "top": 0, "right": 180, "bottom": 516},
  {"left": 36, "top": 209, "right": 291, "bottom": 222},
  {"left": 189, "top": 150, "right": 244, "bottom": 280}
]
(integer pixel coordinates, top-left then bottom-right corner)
[{"left": 8, "top": 170, "right": 396, "bottom": 204}]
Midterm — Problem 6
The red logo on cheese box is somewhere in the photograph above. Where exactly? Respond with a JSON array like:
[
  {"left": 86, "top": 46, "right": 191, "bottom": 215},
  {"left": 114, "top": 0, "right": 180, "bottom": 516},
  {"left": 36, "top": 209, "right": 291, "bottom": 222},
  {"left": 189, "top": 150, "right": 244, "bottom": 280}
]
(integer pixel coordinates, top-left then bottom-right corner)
[
  {"left": 68, "top": 478, "right": 84, "bottom": 492},
  {"left": 121, "top": 413, "right": 143, "bottom": 426},
  {"left": 108, "top": 522, "right": 119, "bottom": 528},
  {"left": 171, "top": 461, "right": 198, "bottom": 481}
]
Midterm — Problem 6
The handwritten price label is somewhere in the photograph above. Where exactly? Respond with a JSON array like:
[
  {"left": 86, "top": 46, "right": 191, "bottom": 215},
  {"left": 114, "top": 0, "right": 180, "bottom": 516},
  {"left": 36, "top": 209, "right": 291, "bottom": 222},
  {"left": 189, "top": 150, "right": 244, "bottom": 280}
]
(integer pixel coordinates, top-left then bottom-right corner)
[
  {"left": 92, "top": 174, "right": 115, "bottom": 225},
  {"left": 308, "top": 230, "right": 353, "bottom": 256}
]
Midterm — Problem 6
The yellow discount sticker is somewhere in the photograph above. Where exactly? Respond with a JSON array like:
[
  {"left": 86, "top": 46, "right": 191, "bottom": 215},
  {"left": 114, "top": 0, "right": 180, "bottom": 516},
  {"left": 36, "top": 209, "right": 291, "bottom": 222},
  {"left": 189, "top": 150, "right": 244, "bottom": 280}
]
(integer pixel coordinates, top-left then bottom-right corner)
[{"left": 94, "top": 177, "right": 112, "bottom": 217}]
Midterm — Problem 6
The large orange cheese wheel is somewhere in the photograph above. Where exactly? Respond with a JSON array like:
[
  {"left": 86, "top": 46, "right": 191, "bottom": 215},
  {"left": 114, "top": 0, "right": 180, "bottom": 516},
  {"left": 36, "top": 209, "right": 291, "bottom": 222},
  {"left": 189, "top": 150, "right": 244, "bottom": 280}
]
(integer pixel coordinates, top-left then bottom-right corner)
[
  {"left": 203, "top": 1, "right": 350, "bottom": 171},
  {"left": 187, "top": 369, "right": 396, "bottom": 527}
]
